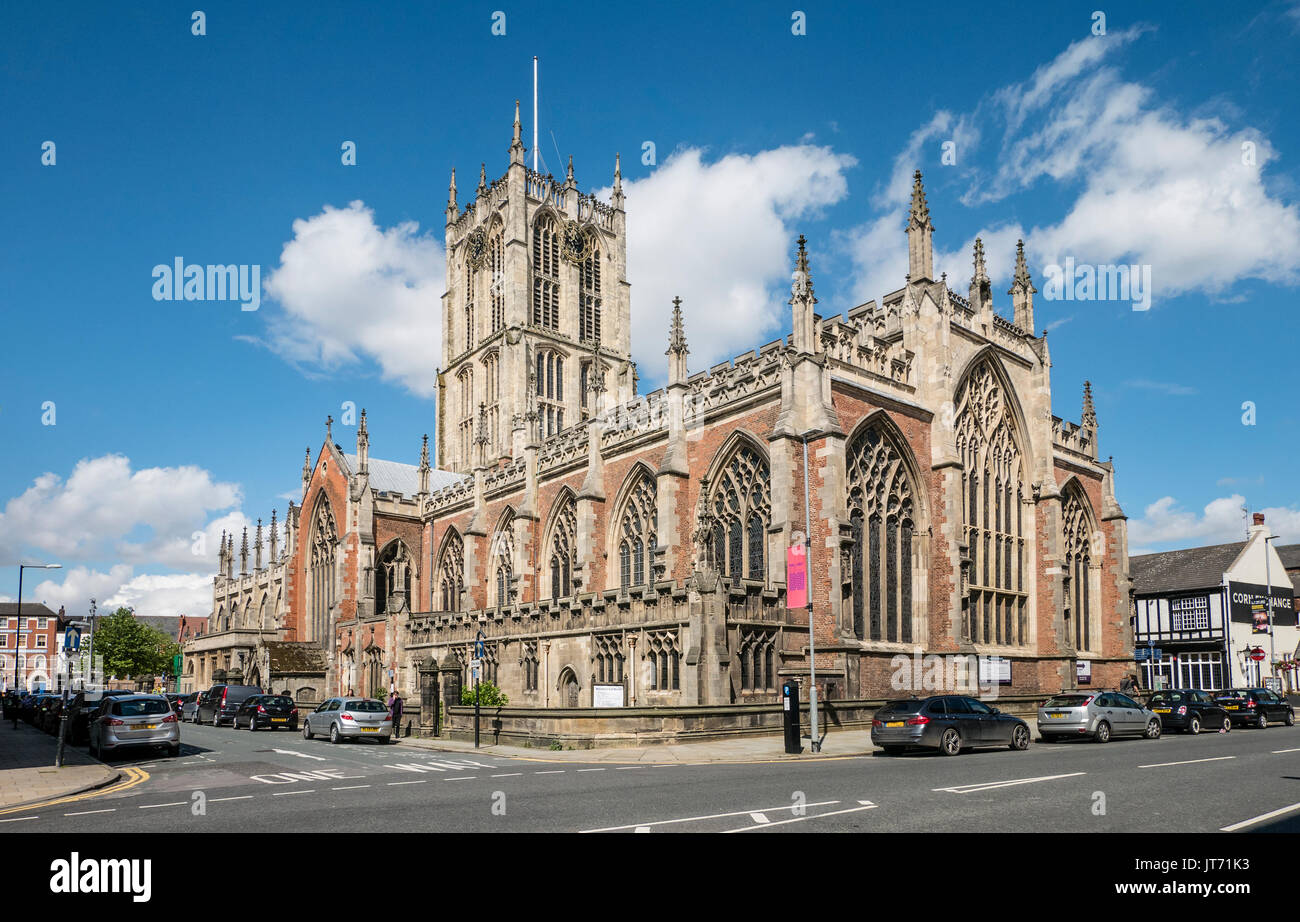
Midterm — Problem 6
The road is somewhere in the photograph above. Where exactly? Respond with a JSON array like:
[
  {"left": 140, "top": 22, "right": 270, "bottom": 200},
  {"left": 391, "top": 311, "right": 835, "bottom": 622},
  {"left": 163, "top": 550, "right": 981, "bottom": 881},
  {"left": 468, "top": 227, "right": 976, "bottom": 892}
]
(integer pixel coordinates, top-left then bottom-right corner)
[{"left": 4, "top": 721, "right": 1300, "bottom": 833}]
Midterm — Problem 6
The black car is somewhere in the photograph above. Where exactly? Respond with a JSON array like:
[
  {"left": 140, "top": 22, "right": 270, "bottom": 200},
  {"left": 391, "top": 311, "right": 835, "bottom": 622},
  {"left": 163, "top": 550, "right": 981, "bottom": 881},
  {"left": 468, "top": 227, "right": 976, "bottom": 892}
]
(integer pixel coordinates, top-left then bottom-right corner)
[
  {"left": 66, "top": 690, "right": 134, "bottom": 745},
  {"left": 871, "top": 695, "right": 1032, "bottom": 756},
  {"left": 197, "top": 684, "right": 263, "bottom": 726},
  {"left": 232, "top": 694, "right": 299, "bottom": 731},
  {"left": 1214, "top": 688, "right": 1296, "bottom": 728},
  {"left": 1146, "top": 689, "right": 1231, "bottom": 734}
]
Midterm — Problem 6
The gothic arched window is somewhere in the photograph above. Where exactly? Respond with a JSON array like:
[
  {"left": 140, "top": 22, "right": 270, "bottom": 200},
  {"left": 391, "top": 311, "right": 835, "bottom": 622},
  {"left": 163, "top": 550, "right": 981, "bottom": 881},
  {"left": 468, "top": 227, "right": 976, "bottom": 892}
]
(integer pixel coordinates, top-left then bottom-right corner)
[
  {"left": 483, "top": 352, "right": 499, "bottom": 448},
  {"left": 618, "top": 472, "right": 657, "bottom": 589},
  {"left": 458, "top": 366, "right": 474, "bottom": 469},
  {"left": 955, "top": 361, "right": 1027, "bottom": 646},
  {"left": 707, "top": 441, "right": 771, "bottom": 582},
  {"left": 580, "top": 244, "right": 602, "bottom": 344},
  {"left": 436, "top": 531, "right": 464, "bottom": 612},
  {"left": 375, "top": 540, "right": 413, "bottom": 616},
  {"left": 464, "top": 260, "right": 476, "bottom": 352},
  {"left": 489, "top": 226, "right": 505, "bottom": 333},
  {"left": 845, "top": 421, "right": 917, "bottom": 643},
  {"left": 490, "top": 513, "right": 515, "bottom": 608},
  {"left": 1063, "top": 486, "right": 1095, "bottom": 651},
  {"left": 532, "top": 214, "right": 560, "bottom": 329},
  {"left": 548, "top": 495, "right": 577, "bottom": 600},
  {"left": 536, "top": 349, "right": 564, "bottom": 439},
  {"left": 308, "top": 497, "right": 338, "bottom": 648}
]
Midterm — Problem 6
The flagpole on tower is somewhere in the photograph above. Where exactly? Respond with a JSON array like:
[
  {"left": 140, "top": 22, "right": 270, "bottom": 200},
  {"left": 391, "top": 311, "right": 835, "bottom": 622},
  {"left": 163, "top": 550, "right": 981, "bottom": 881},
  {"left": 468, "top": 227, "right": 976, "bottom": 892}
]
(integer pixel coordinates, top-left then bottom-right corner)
[{"left": 533, "top": 56, "right": 539, "bottom": 173}]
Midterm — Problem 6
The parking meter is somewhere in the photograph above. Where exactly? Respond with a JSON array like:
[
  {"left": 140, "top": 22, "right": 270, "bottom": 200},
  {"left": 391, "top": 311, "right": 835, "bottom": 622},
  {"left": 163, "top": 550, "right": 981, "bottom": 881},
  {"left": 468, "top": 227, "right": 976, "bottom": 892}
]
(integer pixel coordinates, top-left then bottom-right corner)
[{"left": 782, "top": 680, "right": 801, "bottom": 754}]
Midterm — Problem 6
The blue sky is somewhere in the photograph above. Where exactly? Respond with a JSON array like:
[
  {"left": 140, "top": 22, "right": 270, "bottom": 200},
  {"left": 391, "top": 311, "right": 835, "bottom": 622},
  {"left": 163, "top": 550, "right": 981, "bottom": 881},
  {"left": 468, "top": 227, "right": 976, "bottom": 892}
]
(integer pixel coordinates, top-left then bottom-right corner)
[{"left": 2, "top": 0, "right": 1299, "bottom": 617}]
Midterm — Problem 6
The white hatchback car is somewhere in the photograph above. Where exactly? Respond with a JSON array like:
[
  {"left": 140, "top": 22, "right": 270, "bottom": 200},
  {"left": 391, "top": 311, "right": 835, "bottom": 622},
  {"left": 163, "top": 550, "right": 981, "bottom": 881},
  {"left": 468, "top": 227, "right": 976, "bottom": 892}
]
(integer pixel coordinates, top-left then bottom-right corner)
[
  {"left": 89, "top": 694, "right": 181, "bottom": 759},
  {"left": 302, "top": 697, "right": 393, "bottom": 744}
]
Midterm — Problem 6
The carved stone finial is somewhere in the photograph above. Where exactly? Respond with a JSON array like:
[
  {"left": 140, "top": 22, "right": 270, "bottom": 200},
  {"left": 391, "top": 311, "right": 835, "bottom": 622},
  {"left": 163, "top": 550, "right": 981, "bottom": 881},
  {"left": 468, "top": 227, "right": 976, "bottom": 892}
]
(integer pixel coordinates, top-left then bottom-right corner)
[
  {"left": 667, "top": 297, "right": 688, "bottom": 355},
  {"left": 909, "top": 170, "right": 931, "bottom": 227},
  {"left": 1010, "top": 238, "right": 1035, "bottom": 294},
  {"left": 1082, "top": 380, "right": 1097, "bottom": 429},
  {"left": 325, "top": 415, "right": 333, "bottom": 439},
  {"left": 790, "top": 234, "right": 816, "bottom": 302}
]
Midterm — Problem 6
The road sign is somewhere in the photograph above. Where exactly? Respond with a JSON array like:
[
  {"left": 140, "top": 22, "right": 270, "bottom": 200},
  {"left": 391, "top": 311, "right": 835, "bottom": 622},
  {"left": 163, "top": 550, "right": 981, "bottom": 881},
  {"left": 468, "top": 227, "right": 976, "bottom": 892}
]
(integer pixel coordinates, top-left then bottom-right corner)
[
  {"left": 1134, "top": 648, "right": 1149, "bottom": 662},
  {"left": 475, "top": 638, "right": 485, "bottom": 659},
  {"left": 1250, "top": 647, "right": 1267, "bottom": 662},
  {"left": 469, "top": 659, "right": 482, "bottom": 682}
]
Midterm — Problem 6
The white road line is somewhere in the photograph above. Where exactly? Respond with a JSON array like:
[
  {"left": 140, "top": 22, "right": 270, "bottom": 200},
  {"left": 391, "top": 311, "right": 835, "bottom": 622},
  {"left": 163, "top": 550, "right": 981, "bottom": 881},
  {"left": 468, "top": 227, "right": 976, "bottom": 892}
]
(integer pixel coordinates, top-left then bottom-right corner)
[
  {"left": 577, "top": 768, "right": 605, "bottom": 772},
  {"left": 933, "top": 772, "right": 1086, "bottom": 794},
  {"left": 535, "top": 770, "right": 566, "bottom": 775},
  {"left": 750, "top": 812, "right": 770, "bottom": 824},
  {"left": 272, "top": 748, "right": 328, "bottom": 762},
  {"left": 1139, "top": 756, "right": 1236, "bottom": 769},
  {"left": 1272, "top": 748, "right": 1300, "bottom": 754},
  {"left": 273, "top": 790, "right": 314, "bottom": 796},
  {"left": 138, "top": 801, "right": 188, "bottom": 809},
  {"left": 1221, "top": 801, "right": 1300, "bottom": 832},
  {"left": 721, "top": 801, "right": 878, "bottom": 833},
  {"left": 387, "top": 780, "right": 427, "bottom": 786},
  {"left": 634, "top": 826, "right": 651, "bottom": 833},
  {"left": 491, "top": 773, "right": 522, "bottom": 778},
  {"left": 446, "top": 776, "right": 477, "bottom": 781},
  {"left": 332, "top": 785, "right": 371, "bottom": 791},
  {"left": 209, "top": 796, "right": 253, "bottom": 803},
  {"left": 64, "top": 809, "right": 116, "bottom": 816},
  {"left": 614, "top": 766, "right": 642, "bottom": 770},
  {"left": 580, "top": 801, "right": 841, "bottom": 833},
  {"left": 0, "top": 816, "right": 39, "bottom": 823}
]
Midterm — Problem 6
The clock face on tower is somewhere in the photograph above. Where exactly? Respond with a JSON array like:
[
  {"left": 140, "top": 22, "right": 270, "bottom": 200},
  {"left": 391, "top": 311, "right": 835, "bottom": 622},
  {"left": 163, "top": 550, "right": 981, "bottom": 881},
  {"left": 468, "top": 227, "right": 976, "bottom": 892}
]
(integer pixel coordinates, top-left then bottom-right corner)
[
  {"left": 561, "top": 219, "right": 594, "bottom": 265},
  {"left": 465, "top": 227, "right": 489, "bottom": 270}
]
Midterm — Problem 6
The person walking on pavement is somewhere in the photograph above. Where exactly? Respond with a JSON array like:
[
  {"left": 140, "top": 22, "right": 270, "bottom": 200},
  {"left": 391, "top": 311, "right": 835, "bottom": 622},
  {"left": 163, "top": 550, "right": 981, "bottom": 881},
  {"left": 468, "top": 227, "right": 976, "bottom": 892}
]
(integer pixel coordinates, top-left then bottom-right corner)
[{"left": 389, "top": 690, "right": 403, "bottom": 740}]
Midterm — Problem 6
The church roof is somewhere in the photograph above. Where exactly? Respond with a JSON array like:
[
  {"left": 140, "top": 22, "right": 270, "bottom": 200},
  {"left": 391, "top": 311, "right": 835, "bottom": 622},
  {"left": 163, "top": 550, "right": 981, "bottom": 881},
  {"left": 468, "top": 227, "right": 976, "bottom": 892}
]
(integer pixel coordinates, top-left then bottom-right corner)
[{"left": 344, "top": 454, "right": 465, "bottom": 497}]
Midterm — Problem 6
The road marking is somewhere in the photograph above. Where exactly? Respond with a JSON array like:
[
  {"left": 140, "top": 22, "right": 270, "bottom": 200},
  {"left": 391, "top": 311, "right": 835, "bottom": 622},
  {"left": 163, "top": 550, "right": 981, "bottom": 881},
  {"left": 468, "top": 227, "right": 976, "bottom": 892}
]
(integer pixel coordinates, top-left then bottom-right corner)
[
  {"left": 614, "top": 766, "right": 642, "bottom": 770},
  {"left": 491, "top": 773, "right": 522, "bottom": 778},
  {"left": 64, "top": 809, "right": 116, "bottom": 816},
  {"left": 138, "top": 801, "right": 187, "bottom": 809},
  {"left": 391, "top": 763, "right": 446, "bottom": 773},
  {"left": 634, "top": 826, "right": 651, "bottom": 833},
  {"left": 750, "top": 812, "right": 770, "bottom": 824},
  {"left": 1221, "top": 801, "right": 1300, "bottom": 832},
  {"left": 580, "top": 801, "right": 841, "bottom": 833},
  {"left": 210, "top": 796, "right": 253, "bottom": 803},
  {"left": 446, "top": 776, "right": 477, "bottom": 781},
  {"left": 721, "top": 801, "right": 878, "bottom": 833},
  {"left": 1272, "top": 748, "right": 1300, "bottom": 754},
  {"left": 934, "top": 772, "right": 1086, "bottom": 795},
  {"left": 332, "top": 785, "right": 370, "bottom": 791},
  {"left": 272, "top": 747, "right": 328, "bottom": 761},
  {"left": 387, "top": 780, "right": 427, "bottom": 786},
  {"left": 577, "top": 768, "right": 605, "bottom": 773},
  {"left": 1138, "top": 756, "right": 1236, "bottom": 769},
  {"left": 273, "top": 790, "right": 314, "bottom": 796},
  {"left": 535, "top": 770, "right": 566, "bottom": 775},
  {"left": 0, "top": 766, "right": 150, "bottom": 816},
  {"left": 0, "top": 816, "right": 39, "bottom": 824}
]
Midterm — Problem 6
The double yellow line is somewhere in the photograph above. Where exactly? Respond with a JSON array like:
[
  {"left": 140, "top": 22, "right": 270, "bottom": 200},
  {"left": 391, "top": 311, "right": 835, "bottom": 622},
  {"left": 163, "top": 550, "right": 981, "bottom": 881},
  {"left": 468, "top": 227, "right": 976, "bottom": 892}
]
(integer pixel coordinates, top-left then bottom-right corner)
[{"left": 0, "top": 766, "right": 150, "bottom": 816}]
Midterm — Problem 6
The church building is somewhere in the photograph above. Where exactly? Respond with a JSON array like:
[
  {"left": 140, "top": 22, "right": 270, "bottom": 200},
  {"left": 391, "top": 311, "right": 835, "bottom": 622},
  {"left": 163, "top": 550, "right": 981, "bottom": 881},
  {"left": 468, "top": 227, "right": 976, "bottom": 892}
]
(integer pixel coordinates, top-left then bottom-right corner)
[{"left": 184, "top": 104, "right": 1133, "bottom": 743}]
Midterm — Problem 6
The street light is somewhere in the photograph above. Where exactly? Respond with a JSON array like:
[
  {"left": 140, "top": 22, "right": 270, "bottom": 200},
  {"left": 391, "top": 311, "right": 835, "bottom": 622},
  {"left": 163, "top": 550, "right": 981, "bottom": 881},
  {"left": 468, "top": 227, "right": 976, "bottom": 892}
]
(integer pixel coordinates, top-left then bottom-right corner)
[{"left": 11, "top": 563, "right": 61, "bottom": 694}]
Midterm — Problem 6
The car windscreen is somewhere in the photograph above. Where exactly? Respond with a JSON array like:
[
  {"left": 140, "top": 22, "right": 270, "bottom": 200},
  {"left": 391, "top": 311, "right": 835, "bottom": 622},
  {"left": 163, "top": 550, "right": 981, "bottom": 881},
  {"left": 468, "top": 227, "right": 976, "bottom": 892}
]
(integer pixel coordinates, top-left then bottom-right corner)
[
  {"left": 1148, "top": 692, "right": 1184, "bottom": 703},
  {"left": 1043, "top": 695, "right": 1093, "bottom": 708},
  {"left": 344, "top": 700, "right": 387, "bottom": 712},
  {"left": 876, "top": 700, "right": 924, "bottom": 716},
  {"left": 114, "top": 699, "right": 170, "bottom": 717}
]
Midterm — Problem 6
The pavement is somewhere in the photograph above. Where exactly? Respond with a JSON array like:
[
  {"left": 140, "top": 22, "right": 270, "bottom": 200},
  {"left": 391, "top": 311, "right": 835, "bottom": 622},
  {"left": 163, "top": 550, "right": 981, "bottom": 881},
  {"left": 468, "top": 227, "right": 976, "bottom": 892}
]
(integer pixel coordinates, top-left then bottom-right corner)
[
  {"left": 391, "top": 728, "right": 873, "bottom": 762},
  {"left": 0, "top": 718, "right": 121, "bottom": 810}
]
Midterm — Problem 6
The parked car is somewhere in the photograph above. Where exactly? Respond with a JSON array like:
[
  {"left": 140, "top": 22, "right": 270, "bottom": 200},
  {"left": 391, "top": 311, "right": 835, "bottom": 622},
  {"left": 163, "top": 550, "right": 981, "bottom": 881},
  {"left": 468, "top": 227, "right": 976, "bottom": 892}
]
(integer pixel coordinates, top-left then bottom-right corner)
[
  {"left": 1146, "top": 689, "right": 1231, "bottom": 734},
  {"left": 1214, "top": 688, "right": 1296, "bottom": 728},
  {"left": 66, "top": 690, "right": 134, "bottom": 745},
  {"left": 871, "top": 695, "right": 1031, "bottom": 756},
  {"left": 233, "top": 694, "right": 299, "bottom": 731},
  {"left": 302, "top": 697, "right": 393, "bottom": 744},
  {"left": 196, "top": 684, "right": 263, "bottom": 726},
  {"left": 88, "top": 694, "right": 180, "bottom": 759},
  {"left": 1039, "top": 691, "right": 1163, "bottom": 743},
  {"left": 39, "top": 696, "right": 67, "bottom": 735},
  {"left": 178, "top": 692, "right": 201, "bottom": 723}
]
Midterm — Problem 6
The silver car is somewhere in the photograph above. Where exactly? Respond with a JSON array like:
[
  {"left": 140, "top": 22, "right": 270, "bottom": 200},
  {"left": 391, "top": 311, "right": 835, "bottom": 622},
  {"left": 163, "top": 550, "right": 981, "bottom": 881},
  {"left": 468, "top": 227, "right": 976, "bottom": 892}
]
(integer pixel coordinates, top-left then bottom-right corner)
[
  {"left": 89, "top": 694, "right": 181, "bottom": 759},
  {"left": 1038, "top": 691, "right": 1162, "bottom": 743},
  {"left": 302, "top": 697, "right": 393, "bottom": 744}
]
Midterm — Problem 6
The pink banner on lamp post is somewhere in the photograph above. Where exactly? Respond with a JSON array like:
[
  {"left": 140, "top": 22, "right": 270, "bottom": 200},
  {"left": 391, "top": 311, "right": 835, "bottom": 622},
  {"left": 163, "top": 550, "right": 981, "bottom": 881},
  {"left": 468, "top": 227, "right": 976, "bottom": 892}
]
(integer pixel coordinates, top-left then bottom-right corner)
[{"left": 787, "top": 544, "right": 807, "bottom": 610}]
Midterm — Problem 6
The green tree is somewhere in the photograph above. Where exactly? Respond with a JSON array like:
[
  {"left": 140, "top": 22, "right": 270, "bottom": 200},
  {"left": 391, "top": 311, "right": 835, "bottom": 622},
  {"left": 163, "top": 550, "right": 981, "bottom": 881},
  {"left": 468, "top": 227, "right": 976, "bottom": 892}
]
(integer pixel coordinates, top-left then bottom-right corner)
[
  {"left": 461, "top": 680, "right": 509, "bottom": 707},
  {"left": 93, "top": 608, "right": 180, "bottom": 679}
]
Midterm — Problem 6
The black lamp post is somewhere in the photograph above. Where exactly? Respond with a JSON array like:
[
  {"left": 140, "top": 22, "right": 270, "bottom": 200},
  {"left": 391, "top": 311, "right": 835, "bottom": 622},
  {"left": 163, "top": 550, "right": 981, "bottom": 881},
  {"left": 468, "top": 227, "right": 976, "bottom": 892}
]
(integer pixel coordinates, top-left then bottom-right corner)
[{"left": 11, "top": 563, "right": 61, "bottom": 695}]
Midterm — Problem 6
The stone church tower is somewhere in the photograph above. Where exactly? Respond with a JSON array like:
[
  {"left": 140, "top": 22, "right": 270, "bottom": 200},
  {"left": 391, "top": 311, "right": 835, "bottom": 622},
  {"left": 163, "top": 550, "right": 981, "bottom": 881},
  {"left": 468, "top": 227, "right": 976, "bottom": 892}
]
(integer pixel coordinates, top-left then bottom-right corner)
[{"left": 437, "top": 102, "right": 635, "bottom": 473}]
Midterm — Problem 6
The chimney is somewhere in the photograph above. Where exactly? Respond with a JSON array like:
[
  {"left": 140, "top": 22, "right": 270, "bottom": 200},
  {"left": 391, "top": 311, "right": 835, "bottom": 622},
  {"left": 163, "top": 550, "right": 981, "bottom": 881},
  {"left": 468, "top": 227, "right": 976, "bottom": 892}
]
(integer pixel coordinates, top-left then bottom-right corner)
[{"left": 1253, "top": 513, "right": 1265, "bottom": 527}]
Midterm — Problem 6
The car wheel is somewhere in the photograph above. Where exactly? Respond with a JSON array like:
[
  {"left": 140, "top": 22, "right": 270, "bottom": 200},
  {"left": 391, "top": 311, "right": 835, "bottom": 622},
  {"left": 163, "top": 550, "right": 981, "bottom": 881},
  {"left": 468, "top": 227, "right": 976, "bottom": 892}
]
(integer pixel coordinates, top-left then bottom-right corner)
[
  {"left": 1287, "top": 711, "right": 1295, "bottom": 727},
  {"left": 247, "top": 716, "right": 256, "bottom": 732},
  {"left": 1144, "top": 719, "right": 1162, "bottom": 740},
  {"left": 329, "top": 724, "right": 340, "bottom": 744},
  {"left": 211, "top": 713, "right": 220, "bottom": 727},
  {"left": 302, "top": 721, "right": 313, "bottom": 740},
  {"left": 1188, "top": 716, "right": 1201, "bottom": 735},
  {"left": 1010, "top": 725, "right": 1030, "bottom": 751},
  {"left": 939, "top": 728, "right": 962, "bottom": 756},
  {"left": 1221, "top": 716, "right": 1232, "bottom": 733},
  {"left": 1256, "top": 712, "right": 1268, "bottom": 729},
  {"left": 1094, "top": 721, "right": 1111, "bottom": 743}
]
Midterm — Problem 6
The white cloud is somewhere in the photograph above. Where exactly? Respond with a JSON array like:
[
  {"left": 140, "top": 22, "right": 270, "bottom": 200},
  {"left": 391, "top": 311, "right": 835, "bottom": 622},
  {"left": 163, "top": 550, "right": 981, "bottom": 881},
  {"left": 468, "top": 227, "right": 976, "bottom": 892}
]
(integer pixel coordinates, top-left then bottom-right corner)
[
  {"left": 262, "top": 201, "right": 445, "bottom": 395},
  {"left": 607, "top": 144, "right": 856, "bottom": 381},
  {"left": 1129, "top": 494, "right": 1300, "bottom": 551},
  {"left": 0, "top": 455, "right": 242, "bottom": 570},
  {"left": 29, "top": 566, "right": 212, "bottom": 620}
]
